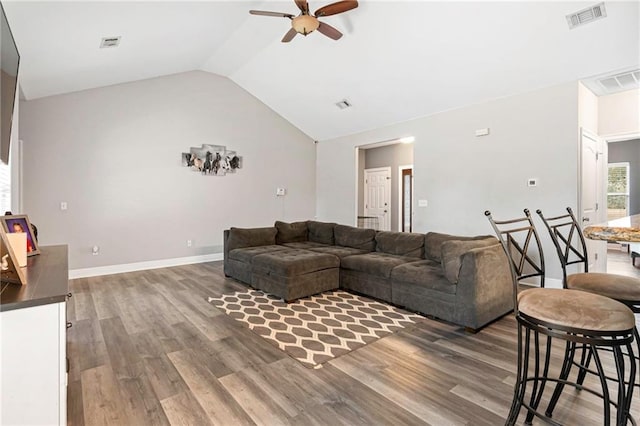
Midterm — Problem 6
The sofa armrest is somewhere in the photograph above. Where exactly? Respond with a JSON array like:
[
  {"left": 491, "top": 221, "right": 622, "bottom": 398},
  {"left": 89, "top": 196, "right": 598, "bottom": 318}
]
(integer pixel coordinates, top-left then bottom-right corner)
[
  {"left": 224, "top": 227, "right": 277, "bottom": 262},
  {"left": 455, "top": 243, "right": 513, "bottom": 329},
  {"left": 223, "top": 229, "right": 230, "bottom": 261},
  {"left": 226, "top": 227, "right": 277, "bottom": 252}
]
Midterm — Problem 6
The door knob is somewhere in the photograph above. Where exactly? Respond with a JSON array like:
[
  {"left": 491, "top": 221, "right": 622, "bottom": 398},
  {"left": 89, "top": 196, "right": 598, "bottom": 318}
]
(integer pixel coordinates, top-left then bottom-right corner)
[
  {"left": 582, "top": 217, "right": 590, "bottom": 222},
  {"left": 384, "top": 210, "right": 388, "bottom": 213}
]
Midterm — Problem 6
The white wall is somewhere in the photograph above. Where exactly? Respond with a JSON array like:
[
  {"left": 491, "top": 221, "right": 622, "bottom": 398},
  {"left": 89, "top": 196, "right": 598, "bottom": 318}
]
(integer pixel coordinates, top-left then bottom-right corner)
[
  {"left": 317, "top": 82, "right": 580, "bottom": 281},
  {"left": 599, "top": 89, "right": 640, "bottom": 137},
  {"left": 578, "top": 82, "right": 598, "bottom": 134},
  {"left": 20, "top": 71, "right": 316, "bottom": 270}
]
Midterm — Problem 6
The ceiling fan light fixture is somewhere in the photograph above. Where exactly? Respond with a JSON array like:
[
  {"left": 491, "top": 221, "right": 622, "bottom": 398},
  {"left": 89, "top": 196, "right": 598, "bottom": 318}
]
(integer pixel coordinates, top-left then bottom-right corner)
[{"left": 292, "top": 15, "right": 319, "bottom": 35}]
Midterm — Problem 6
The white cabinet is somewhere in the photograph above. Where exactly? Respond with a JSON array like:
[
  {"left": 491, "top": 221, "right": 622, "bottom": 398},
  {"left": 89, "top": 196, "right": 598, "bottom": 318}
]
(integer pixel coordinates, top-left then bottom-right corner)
[
  {"left": 0, "top": 301, "right": 67, "bottom": 425},
  {"left": 0, "top": 245, "right": 69, "bottom": 426}
]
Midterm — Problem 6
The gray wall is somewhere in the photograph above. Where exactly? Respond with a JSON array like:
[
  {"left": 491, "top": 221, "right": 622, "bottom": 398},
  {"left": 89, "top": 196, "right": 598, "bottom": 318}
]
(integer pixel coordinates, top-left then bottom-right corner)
[
  {"left": 20, "top": 71, "right": 316, "bottom": 269},
  {"left": 316, "top": 81, "right": 579, "bottom": 281},
  {"left": 609, "top": 139, "right": 640, "bottom": 215},
  {"left": 360, "top": 143, "right": 414, "bottom": 231}
]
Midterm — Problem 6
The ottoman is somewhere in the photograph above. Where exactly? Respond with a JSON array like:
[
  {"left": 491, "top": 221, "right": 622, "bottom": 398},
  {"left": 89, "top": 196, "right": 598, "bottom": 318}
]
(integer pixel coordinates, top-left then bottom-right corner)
[{"left": 251, "top": 250, "right": 340, "bottom": 302}]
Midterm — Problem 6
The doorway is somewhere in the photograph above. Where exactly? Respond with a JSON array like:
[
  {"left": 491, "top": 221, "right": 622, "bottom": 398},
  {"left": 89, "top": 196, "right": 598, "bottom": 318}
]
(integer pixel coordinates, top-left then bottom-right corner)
[
  {"left": 580, "top": 129, "right": 605, "bottom": 271},
  {"left": 364, "top": 167, "right": 391, "bottom": 231},
  {"left": 356, "top": 140, "right": 414, "bottom": 231},
  {"left": 606, "top": 137, "right": 640, "bottom": 274},
  {"left": 399, "top": 166, "right": 413, "bottom": 232}
]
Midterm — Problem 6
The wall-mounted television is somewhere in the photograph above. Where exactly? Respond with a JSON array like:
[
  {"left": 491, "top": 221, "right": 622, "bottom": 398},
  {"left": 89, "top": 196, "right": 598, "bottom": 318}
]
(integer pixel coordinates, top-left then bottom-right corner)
[{"left": 1, "top": 2, "right": 20, "bottom": 165}]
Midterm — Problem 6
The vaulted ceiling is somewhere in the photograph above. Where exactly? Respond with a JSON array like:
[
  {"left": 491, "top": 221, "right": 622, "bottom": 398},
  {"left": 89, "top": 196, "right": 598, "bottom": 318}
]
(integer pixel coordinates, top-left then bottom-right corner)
[{"left": 4, "top": 1, "right": 639, "bottom": 141}]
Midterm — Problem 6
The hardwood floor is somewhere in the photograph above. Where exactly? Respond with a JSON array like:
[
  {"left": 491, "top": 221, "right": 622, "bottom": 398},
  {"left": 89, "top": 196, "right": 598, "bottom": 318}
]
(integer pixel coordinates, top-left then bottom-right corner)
[
  {"left": 607, "top": 246, "right": 640, "bottom": 278},
  {"left": 67, "top": 261, "right": 640, "bottom": 425}
]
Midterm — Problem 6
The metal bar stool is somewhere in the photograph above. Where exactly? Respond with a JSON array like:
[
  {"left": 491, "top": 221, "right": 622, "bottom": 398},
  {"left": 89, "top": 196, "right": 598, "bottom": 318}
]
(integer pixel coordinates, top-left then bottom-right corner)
[
  {"left": 486, "top": 209, "right": 636, "bottom": 425},
  {"left": 537, "top": 208, "right": 640, "bottom": 411}
]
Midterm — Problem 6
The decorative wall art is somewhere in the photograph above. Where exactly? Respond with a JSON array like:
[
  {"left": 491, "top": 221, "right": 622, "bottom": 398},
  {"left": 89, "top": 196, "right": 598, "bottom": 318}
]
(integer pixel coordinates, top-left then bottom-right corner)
[{"left": 182, "top": 144, "right": 242, "bottom": 176}]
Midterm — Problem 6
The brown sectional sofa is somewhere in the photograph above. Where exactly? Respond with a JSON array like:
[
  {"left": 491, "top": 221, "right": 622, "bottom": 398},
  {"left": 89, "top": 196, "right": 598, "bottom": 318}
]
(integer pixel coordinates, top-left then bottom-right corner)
[{"left": 223, "top": 220, "right": 512, "bottom": 331}]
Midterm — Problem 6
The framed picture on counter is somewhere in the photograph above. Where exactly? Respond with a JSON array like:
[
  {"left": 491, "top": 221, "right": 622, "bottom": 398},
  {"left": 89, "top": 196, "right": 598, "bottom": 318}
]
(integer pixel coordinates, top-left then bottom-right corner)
[
  {"left": 0, "top": 227, "right": 27, "bottom": 285},
  {"left": 0, "top": 214, "right": 40, "bottom": 256}
]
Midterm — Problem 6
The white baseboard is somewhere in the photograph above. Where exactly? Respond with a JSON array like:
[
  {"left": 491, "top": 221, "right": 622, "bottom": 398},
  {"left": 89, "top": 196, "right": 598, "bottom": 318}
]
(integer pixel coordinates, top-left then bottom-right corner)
[{"left": 69, "top": 253, "right": 224, "bottom": 279}]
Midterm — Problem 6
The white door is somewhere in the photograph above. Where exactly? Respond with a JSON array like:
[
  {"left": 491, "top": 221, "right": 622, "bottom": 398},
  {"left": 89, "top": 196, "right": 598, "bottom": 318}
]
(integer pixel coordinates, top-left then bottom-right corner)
[
  {"left": 364, "top": 167, "right": 391, "bottom": 231},
  {"left": 580, "top": 129, "right": 607, "bottom": 271}
]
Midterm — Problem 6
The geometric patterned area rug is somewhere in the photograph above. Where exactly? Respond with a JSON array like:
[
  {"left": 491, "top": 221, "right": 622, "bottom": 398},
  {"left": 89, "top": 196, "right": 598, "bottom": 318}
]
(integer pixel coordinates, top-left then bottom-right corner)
[{"left": 208, "top": 289, "right": 422, "bottom": 369}]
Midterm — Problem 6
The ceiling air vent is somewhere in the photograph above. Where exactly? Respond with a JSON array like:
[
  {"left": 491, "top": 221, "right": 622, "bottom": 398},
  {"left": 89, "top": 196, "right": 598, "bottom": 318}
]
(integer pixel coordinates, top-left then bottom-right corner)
[
  {"left": 335, "top": 99, "right": 352, "bottom": 110},
  {"left": 566, "top": 3, "right": 607, "bottom": 29},
  {"left": 597, "top": 69, "right": 640, "bottom": 93},
  {"left": 100, "top": 36, "right": 121, "bottom": 48}
]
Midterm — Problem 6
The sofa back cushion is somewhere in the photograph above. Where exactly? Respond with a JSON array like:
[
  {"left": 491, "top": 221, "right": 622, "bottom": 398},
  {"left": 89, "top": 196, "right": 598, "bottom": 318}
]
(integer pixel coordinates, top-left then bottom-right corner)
[
  {"left": 441, "top": 238, "right": 499, "bottom": 283},
  {"left": 375, "top": 231, "right": 424, "bottom": 258},
  {"left": 334, "top": 225, "right": 376, "bottom": 251},
  {"left": 308, "top": 221, "right": 336, "bottom": 245},
  {"left": 425, "top": 232, "right": 495, "bottom": 262},
  {"left": 227, "top": 227, "right": 277, "bottom": 251},
  {"left": 275, "top": 221, "right": 308, "bottom": 244}
]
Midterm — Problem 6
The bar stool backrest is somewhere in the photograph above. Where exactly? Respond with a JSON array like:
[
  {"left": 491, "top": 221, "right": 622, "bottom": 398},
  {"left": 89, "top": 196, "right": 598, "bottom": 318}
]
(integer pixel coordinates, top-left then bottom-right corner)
[
  {"left": 485, "top": 209, "right": 546, "bottom": 314},
  {"left": 536, "top": 207, "right": 589, "bottom": 287}
]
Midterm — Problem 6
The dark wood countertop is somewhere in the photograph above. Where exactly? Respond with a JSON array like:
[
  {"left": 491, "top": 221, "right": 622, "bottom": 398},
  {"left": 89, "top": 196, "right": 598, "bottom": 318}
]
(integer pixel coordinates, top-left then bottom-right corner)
[{"left": 1, "top": 245, "right": 69, "bottom": 312}]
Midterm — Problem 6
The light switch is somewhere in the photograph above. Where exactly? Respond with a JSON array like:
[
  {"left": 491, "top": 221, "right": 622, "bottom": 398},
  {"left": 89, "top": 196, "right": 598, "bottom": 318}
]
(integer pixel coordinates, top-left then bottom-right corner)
[{"left": 418, "top": 199, "right": 428, "bottom": 207}]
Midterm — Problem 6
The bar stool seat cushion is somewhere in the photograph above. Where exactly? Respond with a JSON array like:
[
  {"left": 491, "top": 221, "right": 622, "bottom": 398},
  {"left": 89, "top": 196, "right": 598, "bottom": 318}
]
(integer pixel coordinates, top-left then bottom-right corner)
[
  {"left": 518, "top": 288, "right": 635, "bottom": 332},
  {"left": 567, "top": 272, "right": 640, "bottom": 303}
]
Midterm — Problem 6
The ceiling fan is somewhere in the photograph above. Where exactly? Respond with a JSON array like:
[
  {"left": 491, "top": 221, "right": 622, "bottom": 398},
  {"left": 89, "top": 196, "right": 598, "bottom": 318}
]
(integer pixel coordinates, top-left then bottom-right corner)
[{"left": 249, "top": 0, "right": 358, "bottom": 42}]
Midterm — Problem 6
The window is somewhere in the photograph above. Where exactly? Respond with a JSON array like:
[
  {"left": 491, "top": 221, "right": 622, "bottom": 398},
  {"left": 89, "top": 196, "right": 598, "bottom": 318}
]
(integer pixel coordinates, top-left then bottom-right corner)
[
  {"left": 607, "top": 162, "right": 630, "bottom": 220},
  {"left": 0, "top": 160, "right": 10, "bottom": 214}
]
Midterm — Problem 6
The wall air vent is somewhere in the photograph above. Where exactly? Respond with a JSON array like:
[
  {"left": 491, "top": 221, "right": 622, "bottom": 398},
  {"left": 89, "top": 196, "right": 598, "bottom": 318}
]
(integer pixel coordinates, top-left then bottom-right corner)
[
  {"left": 335, "top": 99, "right": 352, "bottom": 110},
  {"left": 566, "top": 3, "right": 607, "bottom": 29},
  {"left": 100, "top": 36, "right": 121, "bottom": 48}
]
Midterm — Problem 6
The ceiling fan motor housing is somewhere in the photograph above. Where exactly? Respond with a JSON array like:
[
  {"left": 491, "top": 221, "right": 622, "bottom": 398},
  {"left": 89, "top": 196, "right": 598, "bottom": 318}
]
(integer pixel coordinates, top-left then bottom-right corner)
[{"left": 292, "top": 15, "right": 319, "bottom": 35}]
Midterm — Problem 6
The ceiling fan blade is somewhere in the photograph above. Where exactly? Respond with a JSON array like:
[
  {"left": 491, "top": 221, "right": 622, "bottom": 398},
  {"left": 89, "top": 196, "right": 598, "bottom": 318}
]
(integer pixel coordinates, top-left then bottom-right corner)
[
  {"left": 314, "top": 0, "right": 358, "bottom": 17},
  {"left": 249, "top": 10, "right": 294, "bottom": 18},
  {"left": 294, "top": 0, "right": 309, "bottom": 13},
  {"left": 317, "top": 21, "right": 343, "bottom": 40},
  {"left": 282, "top": 27, "right": 298, "bottom": 43}
]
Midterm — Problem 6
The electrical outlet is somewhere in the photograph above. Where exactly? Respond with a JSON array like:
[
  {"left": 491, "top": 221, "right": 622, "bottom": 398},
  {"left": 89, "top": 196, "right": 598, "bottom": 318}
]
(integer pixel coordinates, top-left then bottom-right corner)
[
  {"left": 276, "top": 187, "right": 286, "bottom": 196},
  {"left": 92, "top": 245, "right": 100, "bottom": 255},
  {"left": 60, "top": 201, "right": 68, "bottom": 211},
  {"left": 187, "top": 240, "right": 192, "bottom": 247}
]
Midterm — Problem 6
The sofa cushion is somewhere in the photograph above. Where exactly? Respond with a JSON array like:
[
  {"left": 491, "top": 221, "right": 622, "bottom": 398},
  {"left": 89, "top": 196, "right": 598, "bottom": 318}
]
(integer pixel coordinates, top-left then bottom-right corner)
[
  {"left": 441, "top": 238, "right": 499, "bottom": 283},
  {"left": 281, "top": 241, "right": 329, "bottom": 250},
  {"left": 253, "top": 250, "right": 339, "bottom": 278},
  {"left": 424, "top": 232, "right": 495, "bottom": 262},
  {"left": 275, "top": 220, "right": 308, "bottom": 244},
  {"left": 375, "top": 231, "right": 424, "bottom": 258},
  {"left": 308, "top": 221, "right": 336, "bottom": 245},
  {"left": 391, "top": 260, "right": 457, "bottom": 294},
  {"left": 308, "top": 246, "right": 369, "bottom": 259},
  {"left": 334, "top": 225, "right": 376, "bottom": 251},
  {"left": 227, "top": 227, "right": 277, "bottom": 251},
  {"left": 341, "top": 252, "right": 415, "bottom": 278},
  {"left": 228, "top": 245, "right": 289, "bottom": 263}
]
